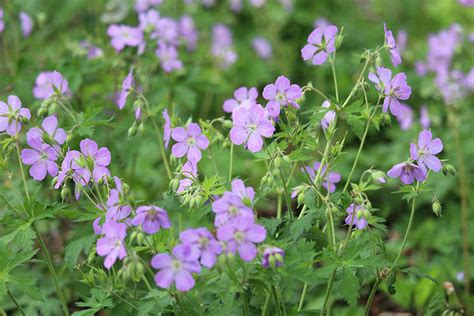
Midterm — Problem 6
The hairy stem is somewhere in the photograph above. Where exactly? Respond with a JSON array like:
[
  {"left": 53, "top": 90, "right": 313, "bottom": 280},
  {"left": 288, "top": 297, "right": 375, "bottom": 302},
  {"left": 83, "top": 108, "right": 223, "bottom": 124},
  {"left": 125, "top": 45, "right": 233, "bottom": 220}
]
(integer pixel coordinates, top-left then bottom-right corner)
[
  {"left": 297, "top": 282, "right": 308, "bottom": 312},
  {"left": 7, "top": 288, "right": 26, "bottom": 316},
  {"left": 228, "top": 142, "right": 234, "bottom": 182}
]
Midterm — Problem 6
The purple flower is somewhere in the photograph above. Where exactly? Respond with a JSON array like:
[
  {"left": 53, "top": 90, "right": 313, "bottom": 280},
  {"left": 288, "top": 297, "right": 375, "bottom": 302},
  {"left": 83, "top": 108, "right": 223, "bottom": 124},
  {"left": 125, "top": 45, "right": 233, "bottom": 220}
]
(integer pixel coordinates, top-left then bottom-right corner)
[
  {"left": 211, "top": 24, "right": 237, "bottom": 68},
  {"left": 138, "top": 9, "right": 160, "bottom": 32},
  {"left": 177, "top": 161, "right": 197, "bottom": 193},
  {"left": 79, "top": 40, "right": 104, "bottom": 59},
  {"left": 151, "top": 244, "right": 201, "bottom": 292},
  {"left": 135, "top": 0, "right": 162, "bottom": 12},
  {"left": 262, "top": 75, "right": 302, "bottom": 117},
  {"left": 26, "top": 115, "right": 67, "bottom": 147},
  {"left": 107, "top": 24, "right": 144, "bottom": 52},
  {"left": 303, "top": 161, "right": 341, "bottom": 193},
  {"left": 231, "top": 179, "right": 255, "bottom": 203},
  {"left": 132, "top": 206, "right": 171, "bottom": 234},
  {"left": 153, "top": 17, "right": 179, "bottom": 45},
  {"left": 163, "top": 109, "right": 172, "bottom": 148},
  {"left": 368, "top": 67, "right": 411, "bottom": 116},
  {"left": 180, "top": 228, "right": 222, "bottom": 268},
  {"left": 155, "top": 43, "right": 183, "bottom": 72},
  {"left": 217, "top": 216, "right": 266, "bottom": 262},
  {"left": 179, "top": 15, "right": 198, "bottom": 51},
  {"left": 301, "top": 25, "right": 338, "bottom": 66},
  {"left": 250, "top": 0, "right": 266, "bottom": 7},
  {"left": 21, "top": 138, "right": 58, "bottom": 181},
  {"left": 33, "top": 71, "right": 70, "bottom": 100},
  {"left": 117, "top": 70, "right": 133, "bottom": 110},
  {"left": 96, "top": 221, "right": 127, "bottom": 269},
  {"left": 419, "top": 106, "right": 430, "bottom": 129},
  {"left": 396, "top": 103, "right": 413, "bottom": 131},
  {"left": 384, "top": 23, "right": 401, "bottom": 67},
  {"left": 223, "top": 86, "right": 258, "bottom": 113},
  {"left": 397, "top": 30, "right": 407, "bottom": 55},
  {"left": 171, "top": 123, "right": 209, "bottom": 164},
  {"left": 19, "top": 12, "right": 33, "bottom": 37},
  {"left": 410, "top": 130, "right": 443, "bottom": 173},
  {"left": 313, "top": 18, "right": 330, "bottom": 29},
  {"left": 459, "top": 0, "right": 474, "bottom": 7},
  {"left": 320, "top": 100, "right": 336, "bottom": 131},
  {"left": 387, "top": 161, "right": 426, "bottom": 185},
  {"left": 344, "top": 204, "right": 368, "bottom": 230},
  {"left": 252, "top": 37, "right": 272, "bottom": 59},
  {"left": 230, "top": 104, "right": 275, "bottom": 153},
  {"left": 212, "top": 192, "right": 254, "bottom": 227},
  {"left": 0, "top": 9, "right": 4, "bottom": 33},
  {"left": 0, "top": 95, "right": 31, "bottom": 136},
  {"left": 71, "top": 138, "right": 111, "bottom": 185},
  {"left": 262, "top": 246, "right": 284, "bottom": 268},
  {"left": 106, "top": 177, "right": 132, "bottom": 221}
]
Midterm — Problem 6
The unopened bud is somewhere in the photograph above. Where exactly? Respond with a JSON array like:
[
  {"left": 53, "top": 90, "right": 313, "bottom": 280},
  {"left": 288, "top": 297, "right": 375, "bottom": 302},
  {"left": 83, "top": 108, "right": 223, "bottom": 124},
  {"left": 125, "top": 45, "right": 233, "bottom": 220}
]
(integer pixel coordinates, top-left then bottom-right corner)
[
  {"left": 297, "top": 191, "right": 305, "bottom": 205},
  {"left": 61, "top": 187, "right": 71, "bottom": 200},
  {"left": 130, "top": 231, "right": 138, "bottom": 242},
  {"left": 37, "top": 106, "right": 48, "bottom": 117},
  {"left": 48, "top": 103, "right": 58, "bottom": 115},
  {"left": 138, "top": 122, "right": 145, "bottom": 135},
  {"left": 442, "top": 164, "right": 457, "bottom": 176},
  {"left": 274, "top": 156, "right": 282, "bottom": 168},
  {"left": 128, "top": 122, "right": 137, "bottom": 137},
  {"left": 432, "top": 199, "right": 442, "bottom": 216},
  {"left": 223, "top": 120, "right": 233, "bottom": 129},
  {"left": 137, "top": 232, "right": 145, "bottom": 245},
  {"left": 20, "top": 116, "right": 30, "bottom": 125},
  {"left": 335, "top": 33, "right": 344, "bottom": 49}
]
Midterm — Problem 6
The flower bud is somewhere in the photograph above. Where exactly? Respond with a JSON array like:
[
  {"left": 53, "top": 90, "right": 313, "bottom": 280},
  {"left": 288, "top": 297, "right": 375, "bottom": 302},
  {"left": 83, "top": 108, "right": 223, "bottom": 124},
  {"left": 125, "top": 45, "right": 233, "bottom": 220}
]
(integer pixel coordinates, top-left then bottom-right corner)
[
  {"left": 66, "top": 133, "right": 74, "bottom": 143},
  {"left": 37, "top": 106, "right": 48, "bottom": 117},
  {"left": 223, "top": 120, "right": 233, "bottom": 129},
  {"left": 48, "top": 103, "right": 58, "bottom": 115},
  {"left": 61, "top": 187, "right": 71, "bottom": 201},
  {"left": 137, "top": 232, "right": 145, "bottom": 245},
  {"left": 335, "top": 33, "right": 344, "bottom": 49},
  {"left": 138, "top": 122, "right": 145, "bottom": 135},
  {"left": 432, "top": 199, "right": 442, "bottom": 216},
  {"left": 274, "top": 156, "right": 282, "bottom": 168},
  {"left": 297, "top": 191, "right": 305, "bottom": 205},
  {"left": 382, "top": 113, "right": 391, "bottom": 125},
  {"left": 130, "top": 231, "right": 138, "bottom": 242},
  {"left": 375, "top": 54, "right": 383, "bottom": 68},
  {"left": 356, "top": 209, "right": 364, "bottom": 220},
  {"left": 442, "top": 164, "right": 457, "bottom": 176},
  {"left": 20, "top": 116, "right": 30, "bottom": 125},
  {"left": 170, "top": 178, "right": 179, "bottom": 192},
  {"left": 128, "top": 122, "right": 137, "bottom": 137},
  {"left": 282, "top": 155, "right": 291, "bottom": 165}
]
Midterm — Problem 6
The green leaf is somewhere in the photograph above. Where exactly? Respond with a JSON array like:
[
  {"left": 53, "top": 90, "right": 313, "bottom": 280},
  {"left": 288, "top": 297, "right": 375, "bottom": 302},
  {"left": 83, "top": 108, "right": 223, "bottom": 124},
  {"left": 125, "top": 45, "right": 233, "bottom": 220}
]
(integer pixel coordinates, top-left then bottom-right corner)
[
  {"left": 74, "top": 288, "right": 114, "bottom": 315},
  {"left": 346, "top": 114, "right": 366, "bottom": 140},
  {"left": 402, "top": 266, "right": 438, "bottom": 284},
  {"left": 289, "top": 212, "right": 316, "bottom": 241},
  {"left": 64, "top": 234, "right": 97, "bottom": 270},
  {"left": 339, "top": 267, "right": 360, "bottom": 306},
  {"left": 386, "top": 270, "right": 397, "bottom": 295},
  {"left": 9, "top": 274, "right": 43, "bottom": 301}
]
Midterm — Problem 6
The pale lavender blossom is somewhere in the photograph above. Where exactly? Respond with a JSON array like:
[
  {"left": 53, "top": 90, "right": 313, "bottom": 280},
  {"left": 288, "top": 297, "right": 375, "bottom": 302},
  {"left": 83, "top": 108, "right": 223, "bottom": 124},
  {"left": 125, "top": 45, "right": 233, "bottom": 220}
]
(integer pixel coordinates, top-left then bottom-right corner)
[
  {"left": 33, "top": 71, "right": 70, "bottom": 100},
  {"left": 79, "top": 40, "right": 104, "bottom": 59},
  {"left": 151, "top": 244, "right": 201, "bottom": 291},
  {"left": 180, "top": 228, "right": 222, "bottom": 268},
  {"left": 138, "top": 9, "right": 160, "bottom": 32},
  {"left": 420, "top": 106, "right": 430, "bottom": 129},
  {"left": 313, "top": 18, "right": 330, "bottom": 29},
  {"left": 117, "top": 70, "right": 133, "bottom": 110},
  {"left": 384, "top": 23, "right": 401, "bottom": 67},
  {"left": 177, "top": 161, "right": 197, "bottom": 193},
  {"left": 262, "top": 75, "right": 302, "bottom": 117},
  {"left": 106, "top": 177, "right": 131, "bottom": 221},
  {"left": 19, "top": 12, "right": 33, "bottom": 37},
  {"left": 231, "top": 179, "right": 255, "bottom": 203},
  {"left": 212, "top": 192, "right": 254, "bottom": 227},
  {"left": 262, "top": 247, "right": 284, "bottom": 268},
  {"left": 96, "top": 221, "right": 127, "bottom": 269},
  {"left": 217, "top": 216, "right": 266, "bottom": 262},
  {"left": 410, "top": 130, "right": 443, "bottom": 173},
  {"left": 301, "top": 25, "right": 338, "bottom": 66},
  {"left": 27, "top": 115, "right": 67, "bottom": 147},
  {"left": 459, "top": 0, "right": 474, "bottom": 7},
  {"left": 223, "top": 86, "right": 258, "bottom": 113},
  {"left": 396, "top": 30, "right": 407, "bottom": 55},
  {"left": 345, "top": 204, "right": 368, "bottom": 230},
  {"left": 0, "top": 8, "right": 4, "bottom": 33},
  {"left": 179, "top": 15, "right": 198, "bottom": 51},
  {"left": 153, "top": 17, "right": 179, "bottom": 45},
  {"left": 171, "top": 123, "right": 209, "bottom": 163},
  {"left": 107, "top": 24, "right": 144, "bottom": 52},
  {"left": 163, "top": 109, "right": 172, "bottom": 148},
  {"left": 396, "top": 103, "right": 413, "bottom": 130},
  {"left": 368, "top": 67, "right": 411, "bottom": 116},
  {"left": 303, "top": 161, "right": 341, "bottom": 193},
  {"left": 21, "top": 138, "right": 58, "bottom": 181},
  {"left": 252, "top": 37, "right": 272, "bottom": 59},
  {"left": 132, "top": 205, "right": 171, "bottom": 234},
  {"left": 211, "top": 24, "right": 237, "bottom": 68},
  {"left": 69, "top": 138, "right": 111, "bottom": 186},
  {"left": 0, "top": 95, "right": 31, "bottom": 136},
  {"left": 250, "top": 0, "right": 266, "bottom": 7},
  {"left": 387, "top": 161, "right": 426, "bottom": 185},
  {"left": 135, "top": 0, "right": 162, "bottom": 12},
  {"left": 230, "top": 104, "right": 275, "bottom": 153},
  {"left": 230, "top": 0, "right": 242, "bottom": 11},
  {"left": 320, "top": 100, "right": 335, "bottom": 131},
  {"left": 155, "top": 42, "right": 183, "bottom": 72}
]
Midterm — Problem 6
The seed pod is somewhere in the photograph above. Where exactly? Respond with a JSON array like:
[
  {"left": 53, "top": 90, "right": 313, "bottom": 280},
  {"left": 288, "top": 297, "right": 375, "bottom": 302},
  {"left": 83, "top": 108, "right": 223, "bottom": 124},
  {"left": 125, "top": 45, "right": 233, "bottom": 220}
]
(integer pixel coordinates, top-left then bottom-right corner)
[
  {"left": 137, "top": 232, "right": 145, "bottom": 245},
  {"left": 61, "top": 187, "right": 71, "bottom": 201},
  {"left": 130, "top": 231, "right": 138, "bottom": 242},
  {"left": 432, "top": 199, "right": 442, "bottom": 216},
  {"left": 442, "top": 164, "right": 457, "bottom": 176},
  {"left": 138, "top": 122, "right": 145, "bottom": 135},
  {"left": 223, "top": 120, "right": 233, "bottom": 129},
  {"left": 128, "top": 122, "right": 137, "bottom": 137}
]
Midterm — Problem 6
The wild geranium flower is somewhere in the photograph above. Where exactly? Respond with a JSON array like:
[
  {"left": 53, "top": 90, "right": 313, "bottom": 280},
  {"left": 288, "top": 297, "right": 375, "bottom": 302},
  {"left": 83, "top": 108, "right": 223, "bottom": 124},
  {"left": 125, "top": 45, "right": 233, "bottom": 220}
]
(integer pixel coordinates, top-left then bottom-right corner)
[
  {"left": 252, "top": 37, "right": 272, "bottom": 59},
  {"left": 138, "top": 9, "right": 160, "bottom": 32},
  {"left": 303, "top": 161, "right": 341, "bottom": 193},
  {"left": 171, "top": 123, "right": 209, "bottom": 164},
  {"left": 71, "top": 138, "right": 111, "bottom": 185},
  {"left": 217, "top": 216, "right": 266, "bottom": 262},
  {"left": 132, "top": 206, "right": 171, "bottom": 234},
  {"left": 410, "top": 130, "right": 443, "bottom": 172},
  {"left": 155, "top": 42, "right": 183, "bottom": 72},
  {"left": 211, "top": 24, "right": 237, "bottom": 68},
  {"left": 301, "top": 25, "right": 338, "bottom": 66},
  {"left": 231, "top": 179, "right": 255, "bottom": 204},
  {"left": 262, "top": 75, "right": 302, "bottom": 117},
  {"left": 106, "top": 177, "right": 131, "bottom": 221},
  {"left": 320, "top": 100, "right": 336, "bottom": 131},
  {"left": 33, "top": 71, "right": 70, "bottom": 100},
  {"left": 163, "top": 109, "right": 172, "bottom": 148},
  {"left": 212, "top": 192, "right": 254, "bottom": 227},
  {"left": 396, "top": 103, "right": 413, "bottom": 131},
  {"left": 0, "top": 95, "right": 31, "bottom": 136},
  {"left": 27, "top": 115, "right": 67, "bottom": 148},
  {"left": 420, "top": 106, "right": 430, "bottom": 129},
  {"left": 177, "top": 161, "right": 197, "bottom": 193},
  {"left": 387, "top": 161, "right": 426, "bottom": 185},
  {"left": 79, "top": 40, "right": 104, "bottom": 60},
  {"left": 223, "top": 86, "right": 258, "bottom": 113},
  {"left": 151, "top": 244, "right": 201, "bottom": 292},
  {"left": 230, "top": 104, "right": 274, "bottom": 153},
  {"left": 345, "top": 204, "right": 368, "bottom": 230},
  {"left": 117, "top": 70, "right": 133, "bottom": 110},
  {"left": 135, "top": 0, "right": 162, "bottom": 12},
  {"left": 262, "top": 246, "right": 284, "bottom": 268},
  {"left": 384, "top": 23, "right": 401, "bottom": 67},
  {"left": 107, "top": 24, "right": 144, "bottom": 52},
  {"left": 96, "top": 221, "right": 127, "bottom": 269},
  {"left": 368, "top": 67, "right": 411, "bottom": 116},
  {"left": 179, "top": 15, "right": 198, "bottom": 51},
  {"left": 153, "top": 17, "right": 179, "bottom": 45},
  {"left": 19, "top": 12, "right": 33, "bottom": 37},
  {"left": 180, "top": 228, "right": 222, "bottom": 268},
  {"left": 0, "top": 9, "right": 4, "bottom": 33},
  {"left": 21, "top": 138, "right": 58, "bottom": 181}
]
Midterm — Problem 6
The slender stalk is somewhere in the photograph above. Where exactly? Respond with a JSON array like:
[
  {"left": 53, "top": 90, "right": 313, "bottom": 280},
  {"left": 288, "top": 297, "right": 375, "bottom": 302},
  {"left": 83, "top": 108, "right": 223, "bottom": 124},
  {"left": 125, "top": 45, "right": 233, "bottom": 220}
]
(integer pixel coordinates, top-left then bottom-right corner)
[
  {"left": 329, "top": 57, "right": 339, "bottom": 103},
  {"left": 297, "top": 283, "right": 308, "bottom": 312},
  {"left": 33, "top": 225, "right": 70, "bottom": 315},
  {"left": 242, "top": 290, "right": 250, "bottom": 316},
  {"left": 320, "top": 270, "right": 336, "bottom": 316},
  {"left": 7, "top": 288, "right": 26, "bottom": 316},
  {"left": 15, "top": 140, "right": 30, "bottom": 204},
  {"left": 271, "top": 285, "right": 282, "bottom": 316},
  {"left": 228, "top": 142, "right": 233, "bottom": 182},
  {"left": 277, "top": 194, "right": 282, "bottom": 219},
  {"left": 262, "top": 288, "right": 272, "bottom": 316},
  {"left": 277, "top": 167, "right": 292, "bottom": 218}
]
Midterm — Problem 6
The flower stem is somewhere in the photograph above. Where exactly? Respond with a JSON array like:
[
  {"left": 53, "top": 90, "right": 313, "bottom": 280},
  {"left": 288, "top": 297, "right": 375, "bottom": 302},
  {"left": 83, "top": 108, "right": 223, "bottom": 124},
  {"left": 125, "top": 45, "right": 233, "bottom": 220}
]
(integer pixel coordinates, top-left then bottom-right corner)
[
  {"left": 7, "top": 288, "right": 26, "bottom": 316},
  {"left": 228, "top": 142, "right": 233, "bottom": 182},
  {"left": 277, "top": 193, "right": 282, "bottom": 219},
  {"left": 262, "top": 288, "right": 272, "bottom": 316},
  {"left": 15, "top": 140, "right": 30, "bottom": 204},
  {"left": 320, "top": 269, "right": 336, "bottom": 316},
  {"left": 329, "top": 57, "right": 339, "bottom": 103},
  {"left": 297, "top": 282, "right": 308, "bottom": 312},
  {"left": 277, "top": 167, "right": 292, "bottom": 218}
]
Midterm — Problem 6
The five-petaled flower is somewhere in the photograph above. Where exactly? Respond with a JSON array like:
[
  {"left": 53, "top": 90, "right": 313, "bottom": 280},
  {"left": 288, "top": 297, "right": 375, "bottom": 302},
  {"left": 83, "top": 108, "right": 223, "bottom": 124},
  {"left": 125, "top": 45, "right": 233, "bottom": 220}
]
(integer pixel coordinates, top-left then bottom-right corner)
[
  {"left": 345, "top": 204, "right": 369, "bottom": 230},
  {"left": 21, "top": 137, "right": 58, "bottom": 181},
  {"left": 387, "top": 161, "right": 426, "bottom": 185},
  {"left": 301, "top": 25, "right": 338, "bottom": 65},
  {"left": 0, "top": 95, "right": 31, "bottom": 136},
  {"left": 223, "top": 86, "right": 258, "bottom": 113},
  {"left": 384, "top": 23, "right": 401, "bottom": 67},
  {"left": 171, "top": 123, "right": 210, "bottom": 164},
  {"left": 96, "top": 221, "right": 128, "bottom": 269},
  {"left": 410, "top": 130, "right": 443, "bottom": 172},
  {"left": 180, "top": 228, "right": 222, "bottom": 268},
  {"left": 132, "top": 205, "right": 171, "bottom": 234},
  {"left": 262, "top": 75, "right": 302, "bottom": 117}
]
